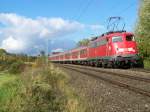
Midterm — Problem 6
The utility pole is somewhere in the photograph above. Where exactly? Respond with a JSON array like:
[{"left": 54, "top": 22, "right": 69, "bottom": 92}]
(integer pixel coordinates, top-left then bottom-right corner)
[{"left": 46, "top": 38, "right": 49, "bottom": 67}]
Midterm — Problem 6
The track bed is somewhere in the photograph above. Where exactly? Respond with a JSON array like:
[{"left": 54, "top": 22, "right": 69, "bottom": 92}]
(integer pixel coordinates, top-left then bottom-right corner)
[{"left": 55, "top": 64, "right": 150, "bottom": 112}]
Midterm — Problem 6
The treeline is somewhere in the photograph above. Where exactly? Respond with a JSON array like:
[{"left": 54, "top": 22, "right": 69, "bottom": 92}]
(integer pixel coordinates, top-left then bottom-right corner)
[
  {"left": 0, "top": 49, "right": 36, "bottom": 62},
  {"left": 135, "top": 0, "right": 150, "bottom": 58},
  {"left": 0, "top": 49, "right": 36, "bottom": 73},
  {"left": 77, "top": 38, "right": 90, "bottom": 47}
]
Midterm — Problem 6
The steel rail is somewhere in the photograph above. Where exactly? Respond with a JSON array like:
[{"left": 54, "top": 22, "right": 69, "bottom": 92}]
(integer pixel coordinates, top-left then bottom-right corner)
[
  {"left": 60, "top": 65, "right": 150, "bottom": 97},
  {"left": 64, "top": 64, "right": 150, "bottom": 83},
  {"left": 130, "top": 68, "right": 150, "bottom": 74}
]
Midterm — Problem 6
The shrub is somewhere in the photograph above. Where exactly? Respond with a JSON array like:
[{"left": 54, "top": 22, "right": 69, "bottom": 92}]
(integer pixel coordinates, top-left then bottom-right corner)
[
  {"left": 144, "top": 57, "right": 150, "bottom": 69},
  {"left": 8, "top": 61, "right": 25, "bottom": 74}
]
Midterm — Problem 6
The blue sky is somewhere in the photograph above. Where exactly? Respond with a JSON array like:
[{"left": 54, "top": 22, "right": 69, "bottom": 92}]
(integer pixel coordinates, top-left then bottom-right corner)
[{"left": 0, "top": 0, "right": 139, "bottom": 54}]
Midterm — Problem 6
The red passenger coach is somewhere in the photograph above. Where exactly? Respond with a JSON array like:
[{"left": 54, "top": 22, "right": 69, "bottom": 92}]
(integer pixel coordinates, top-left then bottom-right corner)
[
  {"left": 80, "top": 47, "right": 88, "bottom": 59},
  {"left": 64, "top": 52, "right": 70, "bottom": 61},
  {"left": 49, "top": 31, "right": 143, "bottom": 68},
  {"left": 70, "top": 46, "right": 88, "bottom": 64},
  {"left": 71, "top": 49, "right": 79, "bottom": 60}
]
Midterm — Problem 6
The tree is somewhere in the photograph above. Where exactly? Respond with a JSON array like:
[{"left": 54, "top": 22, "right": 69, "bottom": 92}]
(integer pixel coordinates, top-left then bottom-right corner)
[
  {"left": 135, "top": 0, "right": 150, "bottom": 57},
  {"left": 77, "top": 39, "right": 90, "bottom": 47},
  {"left": 40, "top": 50, "right": 45, "bottom": 56},
  {"left": 0, "top": 49, "right": 7, "bottom": 55}
]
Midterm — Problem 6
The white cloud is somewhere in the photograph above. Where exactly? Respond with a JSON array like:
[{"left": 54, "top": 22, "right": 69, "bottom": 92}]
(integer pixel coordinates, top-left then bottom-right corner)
[
  {"left": 0, "top": 13, "right": 104, "bottom": 54},
  {"left": 1, "top": 36, "right": 25, "bottom": 51},
  {"left": 40, "top": 28, "right": 50, "bottom": 37},
  {"left": 51, "top": 48, "right": 64, "bottom": 53}
]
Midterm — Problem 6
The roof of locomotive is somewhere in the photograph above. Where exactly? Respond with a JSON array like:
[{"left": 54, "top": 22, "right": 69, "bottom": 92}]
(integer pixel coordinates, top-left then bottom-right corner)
[{"left": 90, "top": 31, "right": 133, "bottom": 42}]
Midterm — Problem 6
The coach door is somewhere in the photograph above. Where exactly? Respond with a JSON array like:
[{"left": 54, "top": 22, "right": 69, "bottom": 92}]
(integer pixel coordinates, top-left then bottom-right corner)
[{"left": 106, "top": 36, "right": 111, "bottom": 56}]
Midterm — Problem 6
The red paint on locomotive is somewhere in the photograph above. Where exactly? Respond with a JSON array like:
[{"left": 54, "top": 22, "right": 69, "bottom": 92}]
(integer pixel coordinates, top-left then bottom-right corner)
[{"left": 49, "top": 31, "right": 143, "bottom": 68}]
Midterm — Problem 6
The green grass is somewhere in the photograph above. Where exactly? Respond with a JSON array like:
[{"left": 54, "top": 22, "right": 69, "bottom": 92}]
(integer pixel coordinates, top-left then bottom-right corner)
[
  {"left": 0, "top": 73, "right": 22, "bottom": 112},
  {"left": 0, "top": 73, "right": 17, "bottom": 86},
  {"left": 144, "top": 58, "right": 150, "bottom": 69},
  {"left": 0, "top": 65, "right": 85, "bottom": 112}
]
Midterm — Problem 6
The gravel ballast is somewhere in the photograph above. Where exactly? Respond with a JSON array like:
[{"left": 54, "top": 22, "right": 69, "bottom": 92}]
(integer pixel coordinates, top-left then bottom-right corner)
[{"left": 58, "top": 65, "right": 150, "bottom": 112}]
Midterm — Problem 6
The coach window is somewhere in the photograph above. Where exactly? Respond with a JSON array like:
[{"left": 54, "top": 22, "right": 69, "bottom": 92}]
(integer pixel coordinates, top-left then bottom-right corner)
[
  {"left": 112, "top": 36, "right": 123, "bottom": 43},
  {"left": 126, "top": 35, "right": 135, "bottom": 41},
  {"left": 80, "top": 50, "right": 86, "bottom": 55},
  {"left": 90, "top": 42, "right": 97, "bottom": 48},
  {"left": 83, "top": 50, "right": 87, "bottom": 54},
  {"left": 66, "top": 54, "right": 70, "bottom": 58},
  {"left": 97, "top": 39, "right": 107, "bottom": 46},
  {"left": 75, "top": 52, "right": 78, "bottom": 56},
  {"left": 80, "top": 50, "right": 82, "bottom": 55},
  {"left": 102, "top": 39, "right": 107, "bottom": 45},
  {"left": 97, "top": 41, "right": 100, "bottom": 46}
]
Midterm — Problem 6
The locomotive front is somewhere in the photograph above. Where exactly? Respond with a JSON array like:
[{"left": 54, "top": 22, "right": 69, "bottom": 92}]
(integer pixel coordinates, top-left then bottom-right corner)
[{"left": 111, "top": 32, "right": 143, "bottom": 68}]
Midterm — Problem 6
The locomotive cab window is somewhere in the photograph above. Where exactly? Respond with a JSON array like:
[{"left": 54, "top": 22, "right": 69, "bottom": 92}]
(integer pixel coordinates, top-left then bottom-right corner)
[
  {"left": 80, "top": 49, "right": 87, "bottom": 55},
  {"left": 90, "top": 42, "right": 97, "bottom": 48},
  {"left": 126, "top": 35, "right": 135, "bottom": 41},
  {"left": 97, "top": 38, "right": 107, "bottom": 46},
  {"left": 112, "top": 36, "right": 123, "bottom": 43}
]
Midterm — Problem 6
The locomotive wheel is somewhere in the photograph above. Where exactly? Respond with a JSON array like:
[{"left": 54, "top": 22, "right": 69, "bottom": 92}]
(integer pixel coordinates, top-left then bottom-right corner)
[
  {"left": 95, "top": 62, "right": 100, "bottom": 67},
  {"left": 107, "top": 61, "right": 114, "bottom": 68},
  {"left": 112, "top": 62, "right": 118, "bottom": 68},
  {"left": 136, "top": 60, "right": 144, "bottom": 68},
  {"left": 102, "top": 62, "right": 107, "bottom": 68},
  {"left": 130, "top": 62, "right": 134, "bottom": 68},
  {"left": 139, "top": 62, "right": 144, "bottom": 68}
]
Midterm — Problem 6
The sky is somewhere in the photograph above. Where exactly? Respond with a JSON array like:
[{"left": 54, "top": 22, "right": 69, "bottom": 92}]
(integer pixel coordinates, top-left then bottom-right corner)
[{"left": 0, "top": 0, "right": 139, "bottom": 54}]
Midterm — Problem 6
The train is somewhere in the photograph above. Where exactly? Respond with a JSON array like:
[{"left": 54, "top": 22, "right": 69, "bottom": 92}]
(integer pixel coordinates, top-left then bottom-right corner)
[{"left": 49, "top": 30, "right": 144, "bottom": 68}]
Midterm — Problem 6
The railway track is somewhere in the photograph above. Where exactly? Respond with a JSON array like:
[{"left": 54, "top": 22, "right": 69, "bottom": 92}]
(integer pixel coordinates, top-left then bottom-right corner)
[
  {"left": 58, "top": 64, "right": 150, "bottom": 98},
  {"left": 130, "top": 68, "right": 150, "bottom": 74},
  {"left": 63, "top": 64, "right": 150, "bottom": 83}
]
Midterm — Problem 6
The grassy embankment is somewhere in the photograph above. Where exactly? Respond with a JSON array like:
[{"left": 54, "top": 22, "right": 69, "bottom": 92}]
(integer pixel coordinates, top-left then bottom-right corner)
[{"left": 0, "top": 64, "right": 85, "bottom": 112}]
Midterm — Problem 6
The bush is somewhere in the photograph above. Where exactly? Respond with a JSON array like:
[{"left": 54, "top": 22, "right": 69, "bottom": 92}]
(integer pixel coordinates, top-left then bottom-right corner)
[
  {"left": 144, "top": 57, "right": 150, "bottom": 69},
  {"left": 8, "top": 61, "right": 25, "bottom": 74}
]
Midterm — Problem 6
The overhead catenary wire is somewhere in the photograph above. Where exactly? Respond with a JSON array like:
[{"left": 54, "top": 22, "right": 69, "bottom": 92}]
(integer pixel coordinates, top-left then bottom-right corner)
[
  {"left": 73, "top": 0, "right": 137, "bottom": 22},
  {"left": 74, "top": 0, "right": 94, "bottom": 21},
  {"left": 102, "top": 0, "right": 137, "bottom": 33},
  {"left": 70, "top": 0, "right": 85, "bottom": 20},
  {"left": 117, "top": 0, "right": 137, "bottom": 16},
  {"left": 71, "top": 0, "right": 138, "bottom": 35}
]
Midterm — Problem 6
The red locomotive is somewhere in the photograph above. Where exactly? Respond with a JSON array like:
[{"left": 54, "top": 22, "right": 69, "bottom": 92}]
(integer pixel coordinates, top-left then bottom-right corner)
[{"left": 49, "top": 30, "right": 143, "bottom": 68}]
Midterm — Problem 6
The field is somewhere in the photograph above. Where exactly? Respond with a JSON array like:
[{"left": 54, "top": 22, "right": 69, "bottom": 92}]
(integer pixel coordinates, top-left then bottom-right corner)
[{"left": 0, "top": 65, "right": 85, "bottom": 112}]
